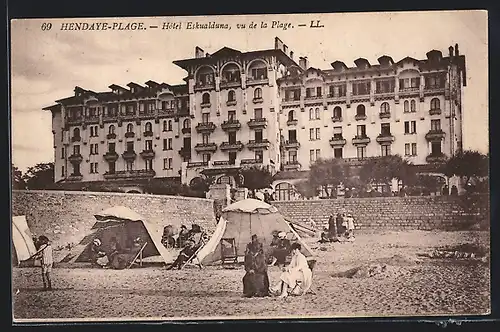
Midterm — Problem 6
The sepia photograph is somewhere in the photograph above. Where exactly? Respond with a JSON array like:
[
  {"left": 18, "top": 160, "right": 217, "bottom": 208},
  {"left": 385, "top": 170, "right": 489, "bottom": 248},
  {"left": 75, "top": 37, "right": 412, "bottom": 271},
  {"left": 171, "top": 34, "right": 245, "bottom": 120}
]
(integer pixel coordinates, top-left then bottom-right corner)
[{"left": 10, "top": 10, "right": 490, "bottom": 322}]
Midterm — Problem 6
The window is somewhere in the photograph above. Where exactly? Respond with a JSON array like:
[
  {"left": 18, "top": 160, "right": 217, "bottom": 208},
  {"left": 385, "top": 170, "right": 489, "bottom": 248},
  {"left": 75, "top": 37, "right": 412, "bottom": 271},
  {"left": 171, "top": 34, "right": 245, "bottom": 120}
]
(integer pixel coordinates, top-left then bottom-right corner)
[
  {"left": 410, "top": 100, "right": 416, "bottom": 112},
  {"left": 255, "top": 129, "right": 263, "bottom": 142},
  {"left": 288, "top": 110, "right": 295, "bottom": 122},
  {"left": 108, "top": 143, "right": 115, "bottom": 153},
  {"left": 306, "top": 88, "right": 313, "bottom": 98},
  {"left": 404, "top": 100, "right": 409, "bottom": 113},
  {"left": 147, "top": 102, "right": 154, "bottom": 111},
  {"left": 61, "top": 165, "right": 65, "bottom": 177},
  {"left": 332, "top": 127, "right": 343, "bottom": 139},
  {"left": 202, "top": 153, "right": 211, "bottom": 163},
  {"left": 126, "top": 141, "right": 134, "bottom": 152},
  {"left": 315, "top": 149, "right": 321, "bottom": 160},
  {"left": 126, "top": 161, "right": 134, "bottom": 171},
  {"left": 229, "top": 152, "right": 237, "bottom": 165},
  {"left": 228, "top": 132, "right": 237, "bottom": 144},
  {"left": 163, "top": 120, "right": 168, "bottom": 131},
  {"left": 425, "top": 75, "right": 445, "bottom": 89},
  {"left": 73, "top": 145, "right": 80, "bottom": 155},
  {"left": 316, "top": 87, "right": 322, "bottom": 97},
  {"left": 357, "top": 146, "right": 367, "bottom": 159},
  {"left": 61, "top": 147, "right": 65, "bottom": 159},
  {"left": 90, "top": 143, "right": 99, "bottom": 155},
  {"left": 309, "top": 150, "right": 315, "bottom": 162},
  {"left": 276, "top": 182, "right": 294, "bottom": 201},
  {"left": 255, "top": 150, "right": 263, "bottom": 162},
  {"left": 329, "top": 84, "right": 346, "bottom": 97},
  {"left": 90, "top": 162, "right": 99, "bottom": 174},
  {"left": 412, "top": 143, "right": 417, "bottom": 156},
  {"left": 381, "top": 144, "right": 391, "bottom": 156},
  {"left": 404, "top": 121, "right": 417, "bottom": 134},
  {"left": 356, "top": 104, "right": 366, "bottom": 117},
  {"left": 381, "top": 123, "right": 391, "bottom": 136},
  {"left": 333, "top": 106, "right": 342, "bottom": 119},
  {"left": 251, "top": 67, "right": 267, "bottom": 80},
  {"left": 202, "top": 93, "right": 210, "bottom": 104},
  {"left": 431, "top": 98, "right": 440, "bottom": 110},
  {"left": 352, "top": 81, "right": 370, "bottom": 95},
  {"left": 167, "top": 120, "right": 173, "bottom": 131},
  {"left": 202, "top": 133, "right": 210, "bottom": 144},
  {"left": 183, "top": 119, "right": 191, "bottom": 129},
  {"left": 145, "top": 140, "right": 153, "bottom": 150},
  {"left": 73, "top": 128, "right": 80, "bottom": 138},
  {"left": 309, "top": 108, "right": 314, "bottom": 120},
  {"left": 376, "top": 79, "right": 395, "bottom": 93},
  {"left": 202, "top": 113, "right": 210, "bottom": 123},
  {"left": 254, "top": 88, "right": 262, "bottom": 99},
  {"left": 334, "top": 148, "right": 343, "bottom": 158},
  {"left": 315, "top": 107, "right": 320, "bottom": 120},
  {"left": 431, "top": 141, "right": 442, "bottom": 155},
  {"left": 108, "top": 125, "right": 115, "bottom": 135},
  {"left": 405, "top": 143, "right": 411, "bottom": 156},
  {"left": 288, "top": 130, "right": 297, "bottom": 142},
  {"left": 315, "top": 128, "right": 320, "bottom": 140},
  {"left": 431, "top": 119, "right": 441, "bottom": 131},
  {"left": 228, "top": 111, "right": 236, "bottom": 121},
  {"left": 163, "top": 158, "right": 173, "bottom": 170},
  {"left": 356, "top": 125, "right": 366, "bottom": 137},
  {"left": 399, "top": 77, "right": 420, "bottom": 90},
  {"left": 126, "top": 123, "right": 134, "bottom": 133},
  {"left": 228, "top": 90, "right": 236, "bottom": 102},
  {"left": 309, "top": 128, "right": 314, "bottom": 140},
  {"left": 289, "top": 150, "right": 297, "bottom": 162},
  {"left": 254, "top": 108, "right": 262, "bottom": 119},
  {"left": 145, "top": 159, "right": 153, "bottom": 171},
  {"left": 145, "top": 122, "right": 152, "bottom": 132},
  {"left": 380, "top": 102, "right": 390, "bottom": 114},
  {"left": 108, "top": 162, "right": 116, "bottom": 174}
]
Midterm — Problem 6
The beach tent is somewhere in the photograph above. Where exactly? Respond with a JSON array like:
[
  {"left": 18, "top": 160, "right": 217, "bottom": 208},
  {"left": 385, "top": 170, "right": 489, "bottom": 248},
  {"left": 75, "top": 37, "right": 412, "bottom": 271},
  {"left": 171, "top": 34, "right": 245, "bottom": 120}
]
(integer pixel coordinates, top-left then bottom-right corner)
[
  {"left": 195, "top": 199, "right": 314, "bottom": 265},
  {"left": 60, "top": 206, "right": 174, "bottom": 265},
  {"left": 12, "top": 215, "right": 38, "bottom": 266}
]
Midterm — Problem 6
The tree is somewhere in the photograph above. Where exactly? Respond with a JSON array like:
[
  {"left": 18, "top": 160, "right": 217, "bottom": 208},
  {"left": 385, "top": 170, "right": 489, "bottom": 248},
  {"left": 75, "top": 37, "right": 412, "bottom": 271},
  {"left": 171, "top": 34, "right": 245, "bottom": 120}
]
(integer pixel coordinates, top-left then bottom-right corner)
[
  {"left": 22, "top": 162, "right": 55, "bottom": 190},
  {"left": 308, "top": 158, "right": 347, "bottom": 198},
  {"left": 441, "top": 150, "right": 489, "bottom": 188},
  {"left": 239, "top": 166, "right": 273, "bottom": 195},
  {"left": 12, "top": 164, "right": 26, "bottom": 190},
  {"left": 360, "top": 155, "right": 415, "bottom": 189},
  {"left": 294, "top": 179, "right": 317, "bottom": 199}
]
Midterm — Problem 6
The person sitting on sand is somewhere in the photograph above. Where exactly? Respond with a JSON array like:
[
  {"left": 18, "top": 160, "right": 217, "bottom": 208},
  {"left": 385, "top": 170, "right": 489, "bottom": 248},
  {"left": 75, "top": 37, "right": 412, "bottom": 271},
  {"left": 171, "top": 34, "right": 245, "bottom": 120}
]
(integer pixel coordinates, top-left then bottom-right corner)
[
  {"left": 243, "top": 235, "right": 270, "bottom": 298},
  {"left": 269, "top": 243, "right": 312, "bottom": 298}
]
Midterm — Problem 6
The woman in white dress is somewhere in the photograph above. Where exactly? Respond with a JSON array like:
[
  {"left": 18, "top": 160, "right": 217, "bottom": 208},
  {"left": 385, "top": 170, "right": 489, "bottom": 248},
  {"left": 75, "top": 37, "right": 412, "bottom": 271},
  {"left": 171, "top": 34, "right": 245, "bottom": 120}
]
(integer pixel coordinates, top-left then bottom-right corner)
[{"left": 270, "top": 243, "right": 313, "bottom": 298}]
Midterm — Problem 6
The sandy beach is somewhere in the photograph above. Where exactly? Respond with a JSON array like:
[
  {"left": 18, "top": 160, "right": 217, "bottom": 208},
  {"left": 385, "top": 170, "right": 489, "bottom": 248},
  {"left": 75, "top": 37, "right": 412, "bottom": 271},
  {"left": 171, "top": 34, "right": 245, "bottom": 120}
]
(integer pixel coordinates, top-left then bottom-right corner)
[{"left": 12, "top": 230, "right": 490, "bottom": 321}]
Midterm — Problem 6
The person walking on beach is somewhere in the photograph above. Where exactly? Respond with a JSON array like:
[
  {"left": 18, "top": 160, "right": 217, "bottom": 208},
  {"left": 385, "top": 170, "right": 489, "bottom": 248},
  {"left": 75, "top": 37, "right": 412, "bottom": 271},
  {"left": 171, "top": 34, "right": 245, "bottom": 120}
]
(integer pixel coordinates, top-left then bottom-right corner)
[{"left": 33, "top": 235, "right": 54, "bottom": 290}]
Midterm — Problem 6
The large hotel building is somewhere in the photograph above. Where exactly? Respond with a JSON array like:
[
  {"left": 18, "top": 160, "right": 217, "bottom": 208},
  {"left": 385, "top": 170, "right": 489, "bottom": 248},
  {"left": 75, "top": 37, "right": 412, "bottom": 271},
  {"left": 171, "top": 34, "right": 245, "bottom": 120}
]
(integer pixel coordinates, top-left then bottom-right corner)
[{"left": 44, "top": 37, "right": 466, "bottom": 198}]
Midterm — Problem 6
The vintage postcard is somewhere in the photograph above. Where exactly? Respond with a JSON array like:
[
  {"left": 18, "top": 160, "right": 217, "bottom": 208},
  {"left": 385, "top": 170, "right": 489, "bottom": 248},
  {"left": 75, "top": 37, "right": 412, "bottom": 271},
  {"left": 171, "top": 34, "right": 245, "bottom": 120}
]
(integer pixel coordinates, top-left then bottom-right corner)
[{"left": 10, "top": 11, "right": 490, "bottom": 323}]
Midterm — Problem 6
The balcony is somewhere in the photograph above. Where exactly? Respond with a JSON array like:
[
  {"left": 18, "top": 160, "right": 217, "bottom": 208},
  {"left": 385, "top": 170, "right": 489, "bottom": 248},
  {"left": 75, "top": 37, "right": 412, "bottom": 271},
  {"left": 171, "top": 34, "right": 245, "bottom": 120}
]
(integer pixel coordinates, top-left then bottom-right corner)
[
  {"left": 122, "top": 150, "right": 137, "bottom": 160},
  {"left": 195, "top": 122, "right": 216, "bottom": 133},
  {"left": 187, "top": 161, "right": 209, "bottom": 168},
  {"left": 241, "top": 158, "right": 263, "bottom": 166},
  {"left": 140, "top": 149, "right": 156, "bottom": 159},
  {"left": 158, "top": 109, "right": 175, "bottom": 117},
  {"left": 67, "top": 173, "right": 83, "bottom": 181},
  {"left": 282, "top": 140, "right": 300, "bottom": 149},
  {"left": 194, "top": 143, "right": 217, "bottom": 153},
  {"left": 181, "top": 127, "right": 191, "bottom": 134},
  {"left": 85, "top": 116, "right": 99, "bottom": 124},
  {"left": 194, "top": 82, "right": 215, "bottom": 91},
  {"left": 376, "top": 134, "right": 395, "bottom": 144},
  {"left": 252, "top": 97, "right": 264, "bottom": 104},
  {"left": 329, "top": 137, "right": 347, "bottom": 147},
  {"left": 283, "top": 161, "right": 301, "bottom": 171},
  {"left": 247, "top": 139, "right": 271, "bottom": 150},
  {"left": 379, "top": 112, "right": 391, "bottom": 119},
  {"left": 221, "top": 120, "right": 241, "bottom": 131},
  {"left": 125, "top": 132, "right": 135, "bottom": 138},
  {"left": 178, "top": 147, "right": 191, "bottom": 158},
  {"left": 67, "top": 117, "right": 83, "bottom": 126},
  {"left": 352, "top": 135, "right": 371, "bottom": 145},
  {"left": 426, "top": 153, "right": 447, "bottom": 163},
  {"left": 106, "top": 133, "right": 117, "bottom": 140},
  {"left": 200, "top": 102, "right": 211, "bottom": 109},
  {"left": 68, "top": 153, "right": 83, "bottom": 163},
  {"left": 220, "top": 141, "right": 244, "bottom": 152},
  {"left": 104, "top": 169, "right": 156, "bottom": 180},
  {"left": 425, "top": 129, "right": 446, "bottom": 141},
  {"left": 281, "top": 98, "right": 301, "bottom": 106},
  {"left": 331, "top": 116, "right": 342, "bottom": 123},
  {"left": 71, "top": 136, "right": 81, "bottom": 142},
  {"left": 247, "top": 77, "right": 269, "bottom": 86},
  {"left": 247, "top": 118, "right": 267, "bottom": 128},
  {"left": 143, "top": 131, "right": 154, "bottom": 137},
  {"left": 355, "top": 114, "right": 367, "bottom": 121},
  {"left": 429, "top": 108, "right": 442, "bottom": 116},
  {"left": 226, "top": 100, "right": 237, "bottom": 107},
  {"left": 286, "top": 119, "right": 298, "bottom": 126},
  {"left": 103, "top": 151, "right": 119, "bottom": 162},
  {"left": 220, "top": 79, "right": 241, "bottom": 89}
]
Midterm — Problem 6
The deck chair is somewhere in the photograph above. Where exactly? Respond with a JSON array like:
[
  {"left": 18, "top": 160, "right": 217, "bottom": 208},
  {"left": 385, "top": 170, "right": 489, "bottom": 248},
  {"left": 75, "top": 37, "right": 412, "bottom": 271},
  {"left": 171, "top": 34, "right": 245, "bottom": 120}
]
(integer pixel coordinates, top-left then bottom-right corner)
[
  {"left": 180, "top": 233, "right": 208, "bottom": 269},
  {"left": 221, "top": 238, "right": 238, "bottom": 265},
  {"left": 127, "top": 242, "right": 148, "bottom": 269}
]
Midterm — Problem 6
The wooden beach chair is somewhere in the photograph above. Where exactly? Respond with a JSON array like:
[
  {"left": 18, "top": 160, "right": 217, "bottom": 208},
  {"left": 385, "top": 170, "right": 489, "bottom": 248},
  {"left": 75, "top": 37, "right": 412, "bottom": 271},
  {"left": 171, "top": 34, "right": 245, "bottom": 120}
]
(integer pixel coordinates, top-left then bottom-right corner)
[{"left": 127, "top": 242, "right": 148, "bottom": 269}]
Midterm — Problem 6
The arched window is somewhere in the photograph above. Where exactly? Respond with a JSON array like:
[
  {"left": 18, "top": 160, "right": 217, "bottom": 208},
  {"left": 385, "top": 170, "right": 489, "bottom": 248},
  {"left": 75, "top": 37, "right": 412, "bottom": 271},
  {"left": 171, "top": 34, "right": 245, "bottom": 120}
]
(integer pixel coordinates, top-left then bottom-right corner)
[
  {"left": 145, "top": 122, "right": 152, "bottom": 132},
  {"left": 276, "top": 182, "right": 294, "bottom": 201},
  {"left": 288, "top": 110, "right": 295, "bottom": 122},
  {"left": 202, "top": 93, "right": 210, "bottom": 104},
  {"left": 228, "top": 90, "right": 236, "bottom": 102},
  {"left": 168, "top": 120, "right": 173, "bottom": 131},
  {"left": 126, "top": 123, "right": 134, "bottom": 133},
  {"left": 73, "top": 127, "right": 80, "bottom": 138},
  {"left": 163, "top": 120, "right": 168, "bottom": 131},
  {"left": 254, "top": 88, "right": 262, "bottom": 99},
  {"left": 404, "top": 100, "right": 409, "bottom": 113},
  {"left": 431, "top": 98, "right": 440, "bottom": 110},
  {"left": 108, "top": 125, "right": 115, "bottom": 135},
  {"left": 333, "top": 106, "right": 342, "bottom": 118},
  {"left": 315, "top": 107, "right": 320, "bottom": 120},
  {"left": 380, "top": 102, "right": 390, "bottom": 114},
  {"left": 356, "top": 104, "right": 366, "bottom": 116},
  {"left": 410, "top": 100, "right": 416, "bottom": 112},
  {"left": 183, "top": 119, "right": 191, "bottom": 129},
  {"left": 309, "top": 108, "right": 314, "bottom": 120}
]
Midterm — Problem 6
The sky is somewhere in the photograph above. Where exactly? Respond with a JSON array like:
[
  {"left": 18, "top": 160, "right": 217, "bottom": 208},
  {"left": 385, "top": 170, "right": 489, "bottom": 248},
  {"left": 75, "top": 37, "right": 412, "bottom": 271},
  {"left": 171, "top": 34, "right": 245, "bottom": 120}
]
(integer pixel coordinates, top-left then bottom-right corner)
[{"left": 10, "top": 10, "right": 488, "bottom": 172}]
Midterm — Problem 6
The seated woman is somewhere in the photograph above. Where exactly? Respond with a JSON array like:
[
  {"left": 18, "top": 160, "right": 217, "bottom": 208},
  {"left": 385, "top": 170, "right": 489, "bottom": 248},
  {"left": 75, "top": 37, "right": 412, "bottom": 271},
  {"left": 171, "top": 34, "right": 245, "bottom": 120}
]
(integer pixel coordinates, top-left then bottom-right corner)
[
  {"left": 243, "top": 235, "right": 270, "bottom": 298},
  {"left": 166, "top": 239, "right": 198, "bottom": 270},
  {"left": 270, "top": 243, "right": 313, "bottom": 298}
]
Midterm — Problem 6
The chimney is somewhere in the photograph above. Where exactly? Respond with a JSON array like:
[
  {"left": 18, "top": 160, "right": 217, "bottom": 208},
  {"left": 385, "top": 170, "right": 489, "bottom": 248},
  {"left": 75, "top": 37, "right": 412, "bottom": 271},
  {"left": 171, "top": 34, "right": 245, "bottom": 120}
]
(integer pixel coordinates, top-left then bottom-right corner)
[
  {"left": 299, "top": 56, "right": 309, "bottom": 70},
  {"left": 455, "top": 43, "right": 459, "bottom": 56},
  {"left": 206, "top": 53, "right": 210, "bottom": 57},
  {"left": 283, "top": 44, "right": 288, "bottom": 54},
  {"left": 290, "top": 51, "right": 294, "bottom": 60},
  {"left": 274, "top": 37, "right": 284, "bottom": 51},
  {"left": 449, "top": 46, "right": 454, "bottom": 57},
  {"left": 195, "top": 46, "right": 205, "bottom": 58}
]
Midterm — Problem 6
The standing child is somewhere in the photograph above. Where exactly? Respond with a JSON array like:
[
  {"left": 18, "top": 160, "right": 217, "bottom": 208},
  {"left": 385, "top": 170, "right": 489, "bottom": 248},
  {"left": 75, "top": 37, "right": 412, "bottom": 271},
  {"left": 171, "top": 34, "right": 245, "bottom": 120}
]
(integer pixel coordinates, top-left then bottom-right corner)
[
  {"left": 345, "top": 213, "right": 356, "bottom": 241},
  {"left": 34, "top": 235, "right": 54, "bottom": 290}
]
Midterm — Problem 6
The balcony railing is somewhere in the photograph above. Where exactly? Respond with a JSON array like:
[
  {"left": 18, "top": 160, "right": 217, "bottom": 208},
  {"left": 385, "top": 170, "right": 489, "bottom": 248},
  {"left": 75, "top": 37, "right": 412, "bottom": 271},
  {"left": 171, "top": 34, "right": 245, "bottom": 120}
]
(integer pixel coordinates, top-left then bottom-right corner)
[
  {"left": 305, "top": 95, "right": 323, "bottom": 101},
  {"left": 106, "top": 133, "right": 116, "bottom": 140},
  {"left": 283, "top": 161, "right": 301, "bottom": 170},
  {"left": 226, "top": 100, "right": 237, "bottom": 107},
  {"left": 247, "top": 139, "right": 270, "bottom": 150},
  {"left": 125, "top": 132, "right": 135, "bottom": 138},
  {"left": 426, "top": 153, "right": 447, "bottom": 163},
  {"left": 143, "top": 131, "right": 154, "bottom": 137},
  {"left": 286, "top": 119, "right": 298, "bottom": 126},
  {"left": 140, "top": 149, "right": 156, "bottom": 159},
  {"left": 281, "top": 98, "right": 301, "bottom": 106},
  {"left": 67, "top": 117, "right": 83, "bottom": 125},
  {"left": 352, "top": 135, "right": 371, "bottom": 145},
  {"left": 246, "top": 77, "right": 269, "bottom": 86},
  {"left": 283, "top": 140, "right": 300, "bottom": 149},
  {"left": 221, "top": 120, "right": 241, "bottom": 131},
  {"left": 425, "top": 129, "right": 446, "bottom": 141},
  {"left": 331, "top": 116, "right": 342, "bottom": 123},
  {"left": 247, "top": 118, "right": 267, "bottom": 128},
  {"left": 329, "top": 137, "right": 347, "bottom": 147},
  {"left": 220, "top": 78, "right": 241, "bottom": 89},
  {"left": 194, "top": 82, "right": 215, "bottom": 91},
  {"left": 187, "top": 161, "right": 209, "bottom": 168},
  {"left": 220, "top": 141, "right": 244, "bottom": 151},
  {"left": 252, "top": 97, "right": 264, "bottom": 104},
  {"left": 68, "top": 153, "right": 83, "bottom": 163},
  {"left": 379, "top": 112, "right": 391, "bottom": 119},
  {"left": 195, "top": 122, "right": 216, "bottom": 133},
  {"left": 241, "top": 158, "right": 263, "bottom": 165},
  {"left": 104, "top": 169, "right": 156, "bottom": 180},
  {"left": 376, "top": 134, "right": 395, "bottom": 144},
  {"left": 71, "top": 136, "right": 81, "bottom": 142},
  {"left": 103, "top": 151, "right": 119, "bottom": 162},
  {"left": 122, "top": 150, "right": 137, "bottom": 160},
  {"left": 194, "top": 143, "right": 217, "bottom": 152},
  {"left": 200, "top": 102, "right": 211, "bottom": 108},
  {"left": 429, "top": 108, "right": 442, "bottom": 116},
  {"left": 85, "top": 116, "right": 100, "bottom": 124},
  {"left": 355, "top": 114, "right": 367, "bottom": 121},
  {"left": 181, "top": 127, "right": 191, "bottom": 134}
]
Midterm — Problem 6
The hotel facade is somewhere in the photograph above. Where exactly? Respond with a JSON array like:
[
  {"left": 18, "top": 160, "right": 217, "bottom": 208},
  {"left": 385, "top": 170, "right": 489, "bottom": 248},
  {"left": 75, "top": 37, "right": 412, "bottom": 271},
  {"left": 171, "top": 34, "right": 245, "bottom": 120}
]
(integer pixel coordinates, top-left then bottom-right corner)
[{"left": 44, "top": 37, "right": 466, "bottom": 198}]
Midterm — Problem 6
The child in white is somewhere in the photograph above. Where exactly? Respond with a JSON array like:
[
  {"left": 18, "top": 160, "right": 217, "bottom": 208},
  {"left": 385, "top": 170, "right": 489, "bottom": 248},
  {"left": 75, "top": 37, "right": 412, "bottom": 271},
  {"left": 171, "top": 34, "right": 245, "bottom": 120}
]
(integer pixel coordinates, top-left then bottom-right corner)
[
  {"left": 345, "top": 213, "right": 355, "bottom": 241},
  {"left": 34, "top": 236, "right": 54, "bottom": 290}
]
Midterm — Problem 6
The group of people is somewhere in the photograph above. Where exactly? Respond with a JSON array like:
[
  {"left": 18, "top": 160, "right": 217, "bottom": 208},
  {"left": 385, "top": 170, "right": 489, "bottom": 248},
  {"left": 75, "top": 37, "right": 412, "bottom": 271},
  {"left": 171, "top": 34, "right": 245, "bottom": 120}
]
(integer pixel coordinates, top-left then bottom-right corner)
[
  {"left": 320, "top": 211, "right": 356, "bottom": 243},
  {"left": 166, "top": 224, "right": 208, "bottom": 270},
  {"left": 242, "top": 234, "right": 313, "bottom": 299},
  {"left": 161, "top": 224, "right": 202, "bottom": 249},
  {"left": 90, "top": 236, "right": 144, "bottom": 269}
]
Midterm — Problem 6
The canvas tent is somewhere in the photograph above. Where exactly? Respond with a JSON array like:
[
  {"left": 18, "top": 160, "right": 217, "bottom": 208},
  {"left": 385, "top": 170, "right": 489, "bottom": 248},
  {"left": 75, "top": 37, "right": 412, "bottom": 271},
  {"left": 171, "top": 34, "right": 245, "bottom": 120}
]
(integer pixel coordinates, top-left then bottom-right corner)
[
  {"left": 12, "top": 216, "right": 38, "bottom": 266},
  {"left": 195, "top": 199, "right": 314, "bottom": 265},
  {"left": 61, "top": 206, "right": 174, "bottom": 266}
]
